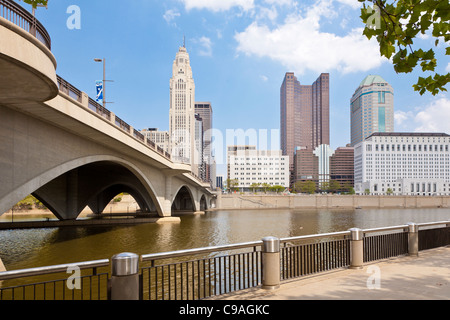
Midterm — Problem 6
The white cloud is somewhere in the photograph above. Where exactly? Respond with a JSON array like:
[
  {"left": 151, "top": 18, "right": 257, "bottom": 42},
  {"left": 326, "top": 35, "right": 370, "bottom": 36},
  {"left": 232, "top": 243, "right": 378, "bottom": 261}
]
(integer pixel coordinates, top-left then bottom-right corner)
[
  {"left": 181, "top": 0, "right": 254, "bottom": 12},
  {"left": 414, "top": 97, "right": 450, "bottom": 133},
  {"left": 263, "top": 0, "right": 293, "bottom": 6},
  {"left": 395, "top": 97, "right": 450, "bottom": 133},
  {"left": 394, "top": 110, "right": 415, "bottom": 128},
  {"left": 446, "top": 62, "right": 450, "bottom": 73},
  {"left": 234, "top": 1, "right": 386, "bottom": 75},
  {"left": 193, "top": 36, "right": 213, "bottom": 56},
  {"left": 163, "top": 9, "right": 180, "bottom": 25},
  {"left": 334, "top": 0, "right": 361, "bottom": 9},
  {"left": 256, "top": 6, "right": 278, "bottom": 21},
  {"left": 260, "top": 75, "right": 268, "bottom": 81}
]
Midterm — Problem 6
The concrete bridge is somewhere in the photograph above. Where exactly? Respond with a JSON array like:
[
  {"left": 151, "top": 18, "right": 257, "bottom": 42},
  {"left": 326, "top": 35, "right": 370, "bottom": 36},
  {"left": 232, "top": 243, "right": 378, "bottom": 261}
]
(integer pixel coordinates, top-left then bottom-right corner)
[{"left": 0, "top": 1, "right": 214, "bottom": 221}]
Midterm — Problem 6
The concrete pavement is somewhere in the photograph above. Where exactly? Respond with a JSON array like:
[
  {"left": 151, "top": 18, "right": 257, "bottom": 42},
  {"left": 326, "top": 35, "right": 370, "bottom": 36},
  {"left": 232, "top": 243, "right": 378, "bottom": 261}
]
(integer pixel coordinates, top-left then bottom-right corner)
[{"left": 215, "top": 246, "right": 450, "bottom": 300}]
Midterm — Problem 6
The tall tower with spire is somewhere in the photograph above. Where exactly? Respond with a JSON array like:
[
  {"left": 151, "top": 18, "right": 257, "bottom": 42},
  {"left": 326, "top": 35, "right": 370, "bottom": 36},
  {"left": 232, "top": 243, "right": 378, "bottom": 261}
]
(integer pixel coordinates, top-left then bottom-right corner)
[{"left": 169, "top": 42, "right": 197, "bottom": 173}]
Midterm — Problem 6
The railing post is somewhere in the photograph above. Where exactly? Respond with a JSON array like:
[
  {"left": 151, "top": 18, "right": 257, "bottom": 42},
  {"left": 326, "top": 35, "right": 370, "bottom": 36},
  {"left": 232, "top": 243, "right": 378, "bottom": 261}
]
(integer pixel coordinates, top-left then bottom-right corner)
[
  {"left": 261, "top": 236, "right": 280, "bottom": 290},
  {"left": 109, "top": 252, "right": 140, "bottom": 300},
  {"left": 407, "top": 223, "right": 419, "bottom": 256},
  {"left": 349, "top": 228, "right": 364, "bottom": 269}
]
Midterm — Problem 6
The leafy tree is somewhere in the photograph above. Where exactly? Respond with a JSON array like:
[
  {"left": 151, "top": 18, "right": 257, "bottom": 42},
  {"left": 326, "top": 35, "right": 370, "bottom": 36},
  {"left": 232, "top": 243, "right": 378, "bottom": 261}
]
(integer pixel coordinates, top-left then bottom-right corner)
[
  {"left": 386, "top": 187, "right": 394, "bottom": 195},
  {"left": 270, "top": 185, "right": 285, "bottom": 193},
  {"left": 22, "top": 0, "right": 48, "bottom": 9},
  {"left": 226, "top": 178, "right": 239, "bottom": 192},
  {"left": 365, "top": 188, "right": 371, "bottom": 195},
  {"left": 320, "top": 181, "right": 330, "bottom": 193},
  {"left": 250, "top": 183, "right": 260, "bottom": 193},
  {"left": 328, "top": 180, "right": 341, "bottom": 193},
  {"left": 294, "top": 181, "right": 316, "bottom": 194},
  {"left": 261, "top": 183, "right": 271, "bottom": 193},
  {"left": 359, "top": 0, "right": 450, "bottom": 95}
]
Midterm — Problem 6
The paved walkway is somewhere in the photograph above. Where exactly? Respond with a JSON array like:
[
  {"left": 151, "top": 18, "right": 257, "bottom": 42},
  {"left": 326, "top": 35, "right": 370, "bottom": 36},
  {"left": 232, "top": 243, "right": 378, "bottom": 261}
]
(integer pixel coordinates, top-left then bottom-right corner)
[{"left": 215, "top": 247, "right": 450, "bottom": 300}]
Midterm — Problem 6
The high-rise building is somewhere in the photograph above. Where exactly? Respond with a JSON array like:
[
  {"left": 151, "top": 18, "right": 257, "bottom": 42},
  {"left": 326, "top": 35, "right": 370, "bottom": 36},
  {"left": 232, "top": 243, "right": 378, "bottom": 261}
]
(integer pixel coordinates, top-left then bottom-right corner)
[
  {"left": 330, "top": 146, "right": 354, "bottom": 189},
  {"left": 280, "top": 72, "right": 330, "bottom": 181},
  {"left": 350, "top": 75, "right": 394, "bottom": 147},
  {"left": 227, "top": 146, "right": 289, "bottom": 190},
  {"left": 194, "top": 113, "right": 204, "bottom": 180},
  {"left": 293, "top": 144, "right": 334, "bottom": 190},
  {"left": 354, "top": 132, "right": 450, "bottom": 195},
  {"left": 195, "top": 102, "right": 214, "bottom": 183},
  {"left": 169, "top": 44, "right": 196, "bottom": 168}
]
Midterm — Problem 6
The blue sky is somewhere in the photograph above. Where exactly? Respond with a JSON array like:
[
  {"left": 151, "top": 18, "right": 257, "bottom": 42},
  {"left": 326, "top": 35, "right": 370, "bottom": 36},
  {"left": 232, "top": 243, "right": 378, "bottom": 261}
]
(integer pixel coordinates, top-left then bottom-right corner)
[{"left": 27, "top": 0, "right": 449, "bottom": 176}]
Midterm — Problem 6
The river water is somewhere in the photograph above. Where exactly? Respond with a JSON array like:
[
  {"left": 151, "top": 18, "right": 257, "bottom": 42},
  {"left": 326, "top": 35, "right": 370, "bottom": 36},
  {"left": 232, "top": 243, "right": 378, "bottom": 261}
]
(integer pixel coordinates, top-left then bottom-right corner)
[{"left": 0, "top": 208, "right": 449, "bottom": 271}]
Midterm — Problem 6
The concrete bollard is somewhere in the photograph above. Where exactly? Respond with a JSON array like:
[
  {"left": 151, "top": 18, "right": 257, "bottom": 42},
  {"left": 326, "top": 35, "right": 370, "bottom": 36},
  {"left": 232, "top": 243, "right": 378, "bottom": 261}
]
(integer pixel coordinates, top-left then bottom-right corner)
[
  {"left": 349, "top": 228, "right": 364, "bottom": 269},
  {"left": 407, "top": 223, "right": 419, "bottom": 257},
  {"left": 109, "top": 252, "right": 140, "bottom": 300},
  {"left": 261, "top": 236, "right": 280, "bottom": 290}
]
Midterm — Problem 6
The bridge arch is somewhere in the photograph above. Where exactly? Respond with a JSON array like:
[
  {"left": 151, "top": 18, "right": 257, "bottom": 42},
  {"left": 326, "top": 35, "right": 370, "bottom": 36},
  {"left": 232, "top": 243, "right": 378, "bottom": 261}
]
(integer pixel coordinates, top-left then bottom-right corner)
[
  {"left": 171, "top": 185, "right": 198, "bottom": 213},
  {"left": 1, "top": 155, "right": 165, "bottom": 220},
  {"left": 199, "top": 194, "right": 208, "bottom": 211}
]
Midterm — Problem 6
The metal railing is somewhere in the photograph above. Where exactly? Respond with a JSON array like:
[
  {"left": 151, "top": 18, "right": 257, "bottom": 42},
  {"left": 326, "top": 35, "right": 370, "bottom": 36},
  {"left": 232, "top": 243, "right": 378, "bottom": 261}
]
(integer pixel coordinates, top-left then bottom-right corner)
[
  {"left": 280, "top": 234, "right": 351, "bottom": 280},
  {"left": 1, "top": 220, "right": 448, "bottom": 300},
  {"left": 57, "top": 75, "right": 82, "bottom": 102},
  {"left": 0, "top": 259, "right": 109, "bottom": 300},
  {"left": 0, "top": 0, "right": 51, "bottom": 50},
  {"left": 140, "top": 241, "right": 262, "bottom": 300}
]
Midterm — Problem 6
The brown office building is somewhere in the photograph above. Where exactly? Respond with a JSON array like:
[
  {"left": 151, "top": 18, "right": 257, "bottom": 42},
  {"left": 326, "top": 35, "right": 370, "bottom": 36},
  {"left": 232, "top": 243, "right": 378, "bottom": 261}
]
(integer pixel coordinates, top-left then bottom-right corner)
[
  {"left": 330, "top": 146, "right": 354, "bottom": 189},
  {"left": 280, "top": 72, "right": 330, "bottom": 180}
]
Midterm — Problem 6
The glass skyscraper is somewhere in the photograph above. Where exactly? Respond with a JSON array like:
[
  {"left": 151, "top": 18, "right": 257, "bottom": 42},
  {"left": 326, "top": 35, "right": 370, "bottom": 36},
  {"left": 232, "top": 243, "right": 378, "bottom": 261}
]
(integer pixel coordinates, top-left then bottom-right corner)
[{"left": 350, "top": 75, "right": 394, "bottom": 147}]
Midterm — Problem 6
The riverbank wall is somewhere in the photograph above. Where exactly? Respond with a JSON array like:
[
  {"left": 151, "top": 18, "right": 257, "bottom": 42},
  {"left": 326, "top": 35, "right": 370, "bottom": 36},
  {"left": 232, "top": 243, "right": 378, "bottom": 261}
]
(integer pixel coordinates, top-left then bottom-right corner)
[{"left": 215, "top": 194, "right": 450, "bottom": 210}]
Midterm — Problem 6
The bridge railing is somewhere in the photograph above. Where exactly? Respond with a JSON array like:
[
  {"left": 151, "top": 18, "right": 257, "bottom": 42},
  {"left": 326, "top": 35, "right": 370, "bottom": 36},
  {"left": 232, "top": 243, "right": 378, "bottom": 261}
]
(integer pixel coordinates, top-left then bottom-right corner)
[
  {"left": 0, "top": 0, "right": 51, "bottom": 50},
  {"left": 55, "top": 75, "right": 177, "bottom": 163},
  {"left": 55, "top": 75, "right": 209, "bottom": 185},
  {"left": 0, "top": 220, "right": 448, "bottom": 300}
]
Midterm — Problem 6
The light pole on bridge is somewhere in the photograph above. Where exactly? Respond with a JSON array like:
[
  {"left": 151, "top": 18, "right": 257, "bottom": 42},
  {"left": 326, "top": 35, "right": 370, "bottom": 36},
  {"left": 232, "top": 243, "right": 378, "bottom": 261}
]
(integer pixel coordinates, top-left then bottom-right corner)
[{"left": 94, "top": 58, "right": 114, "bottom": 108}]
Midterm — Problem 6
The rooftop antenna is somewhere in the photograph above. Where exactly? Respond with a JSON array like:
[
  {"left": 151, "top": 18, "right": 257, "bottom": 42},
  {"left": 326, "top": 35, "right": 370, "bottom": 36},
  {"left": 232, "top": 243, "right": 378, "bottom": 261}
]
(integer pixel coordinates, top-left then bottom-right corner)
[{"left": 183, "top": 35, "right": 185, "bottom": 48}]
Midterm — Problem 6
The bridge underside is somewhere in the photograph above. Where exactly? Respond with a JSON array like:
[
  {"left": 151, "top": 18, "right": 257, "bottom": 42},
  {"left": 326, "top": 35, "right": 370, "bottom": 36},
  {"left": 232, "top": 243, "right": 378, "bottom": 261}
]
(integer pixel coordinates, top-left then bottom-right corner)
[{"left": 31, "top": 161, "right": 158, "bottom": 220}]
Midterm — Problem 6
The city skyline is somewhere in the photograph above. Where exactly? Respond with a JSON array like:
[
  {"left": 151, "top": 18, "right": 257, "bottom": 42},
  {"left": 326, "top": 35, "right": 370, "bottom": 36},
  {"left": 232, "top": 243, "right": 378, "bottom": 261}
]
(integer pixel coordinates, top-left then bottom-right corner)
[{"left": 32, "top": 0, "right": 450, "bottom": 177}]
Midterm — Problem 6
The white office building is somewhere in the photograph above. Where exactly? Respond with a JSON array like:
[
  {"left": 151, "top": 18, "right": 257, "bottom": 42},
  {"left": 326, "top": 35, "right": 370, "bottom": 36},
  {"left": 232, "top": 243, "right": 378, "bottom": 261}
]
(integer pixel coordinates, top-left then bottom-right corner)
[
  {"left": 354, "top": 132, "right": 450, "bottom": 195},
  {"left": 227, "top": 146, "right": 290, "bottom": 190},
  {"left": 140, "top": 128, "right": 169, "bottom": 153}
]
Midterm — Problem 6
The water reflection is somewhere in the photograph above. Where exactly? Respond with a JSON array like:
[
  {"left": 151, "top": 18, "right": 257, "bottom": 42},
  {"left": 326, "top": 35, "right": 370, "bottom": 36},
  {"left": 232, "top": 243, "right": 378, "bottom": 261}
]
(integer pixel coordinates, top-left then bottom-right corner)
[{"left": 0, "top": 208, "right": 449, "bottom": 271}]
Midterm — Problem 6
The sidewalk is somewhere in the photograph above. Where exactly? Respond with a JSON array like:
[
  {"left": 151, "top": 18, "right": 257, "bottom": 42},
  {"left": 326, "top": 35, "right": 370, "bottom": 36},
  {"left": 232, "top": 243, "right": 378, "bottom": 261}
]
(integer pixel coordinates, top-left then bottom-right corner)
[{"left": 216, "top": 246, "right": 450, "bottom": 300}]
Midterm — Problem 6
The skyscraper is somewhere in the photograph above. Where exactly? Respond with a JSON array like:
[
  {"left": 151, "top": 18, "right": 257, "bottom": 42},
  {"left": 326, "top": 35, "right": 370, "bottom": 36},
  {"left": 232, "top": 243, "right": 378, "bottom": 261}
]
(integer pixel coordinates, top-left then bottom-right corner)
[
  {"left": 195, "top": 102, "right": 213, "bottom": 182},
  {"left": 280, "top": 72, "right": 330, "bottom": 176},
  {"left": 169, "top": 44, "right": 196, "bottom": 170},
  {"left": 350, "top": 75, "right": 394, "bottom": 146}
]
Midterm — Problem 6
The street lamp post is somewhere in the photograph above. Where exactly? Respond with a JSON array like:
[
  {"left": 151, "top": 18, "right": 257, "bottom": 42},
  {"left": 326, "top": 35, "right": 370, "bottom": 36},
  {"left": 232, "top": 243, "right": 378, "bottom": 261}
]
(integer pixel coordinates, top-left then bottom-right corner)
[{"left": 94, "top": 58, "right": 106, "bottom": 108}]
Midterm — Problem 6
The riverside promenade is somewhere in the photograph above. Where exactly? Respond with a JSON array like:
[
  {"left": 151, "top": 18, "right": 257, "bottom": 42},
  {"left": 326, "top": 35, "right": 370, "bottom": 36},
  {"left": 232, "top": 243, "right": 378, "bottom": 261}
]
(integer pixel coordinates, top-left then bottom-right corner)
[{"left": 215, "top": 246, "right": 450, "bottom": 300}]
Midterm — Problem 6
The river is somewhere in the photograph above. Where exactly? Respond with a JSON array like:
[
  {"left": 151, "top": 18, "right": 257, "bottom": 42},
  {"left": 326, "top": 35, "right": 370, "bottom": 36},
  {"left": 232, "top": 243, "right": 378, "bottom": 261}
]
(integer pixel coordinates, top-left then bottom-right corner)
[{"left": 0, "top": 208, "right": 449, "bottom": 271}]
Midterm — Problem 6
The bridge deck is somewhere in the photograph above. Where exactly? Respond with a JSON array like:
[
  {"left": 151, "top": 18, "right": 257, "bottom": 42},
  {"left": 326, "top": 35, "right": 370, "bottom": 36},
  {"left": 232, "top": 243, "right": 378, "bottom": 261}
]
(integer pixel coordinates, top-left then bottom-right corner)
[{"left": 213, "top": 246, "right": 450, "bottom": 300}]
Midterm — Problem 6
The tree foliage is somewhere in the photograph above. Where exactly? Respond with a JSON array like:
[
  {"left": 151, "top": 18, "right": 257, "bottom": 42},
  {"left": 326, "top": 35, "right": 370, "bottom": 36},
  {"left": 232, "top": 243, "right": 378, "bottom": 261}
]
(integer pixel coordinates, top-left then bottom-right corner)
[
  {"left": 22, "top": 0, "right": 48, "bottom": 9},
  {"left": 294, "top": 180, "right": 316, "bottom": 194},
  {"left": 359, "top": 0, "right": 450, "bottom": 95}
]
